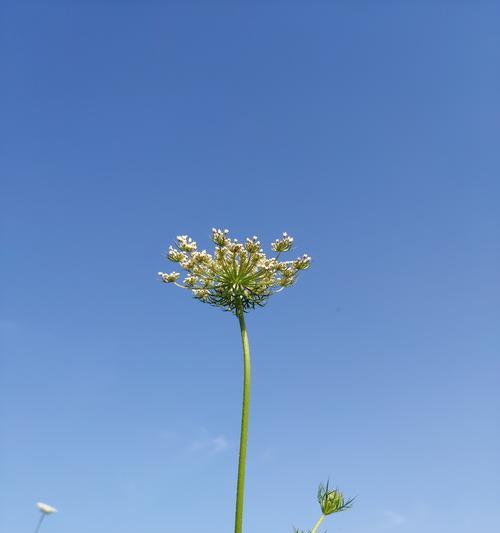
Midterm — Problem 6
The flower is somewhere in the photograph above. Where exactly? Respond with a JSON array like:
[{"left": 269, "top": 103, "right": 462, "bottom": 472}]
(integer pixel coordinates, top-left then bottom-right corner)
[
  {"left": 293, "top": 254, "right": 312, "bottom": 270},
  {"left": 158, "top": 229, "right": 311, "bottom": 313},
  {"left": 158, "top": 271, "right": 180, "bottom": 283},
  {"left": 36, "top": 502, "right": 57, "bottom": 514},
  {"left": 175, "top": 235, "right": 197, "bottom": 253},
  {"left": 271, "top": 232, "right": 294, "bottom": 252},
  {"left": 167, "top": 246, "right": 186, "bottom": 262}
]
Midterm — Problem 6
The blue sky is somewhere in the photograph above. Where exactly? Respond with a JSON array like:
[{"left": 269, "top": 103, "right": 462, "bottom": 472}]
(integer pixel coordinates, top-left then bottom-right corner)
[{"left": 1, "top": 1, "right": 499, "bottom": 532}]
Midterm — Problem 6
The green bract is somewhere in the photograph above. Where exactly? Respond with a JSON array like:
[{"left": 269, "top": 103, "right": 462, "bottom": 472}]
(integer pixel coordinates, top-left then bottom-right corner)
[{"left": 158, "top": 228, "right": 311, "bottom": 313}]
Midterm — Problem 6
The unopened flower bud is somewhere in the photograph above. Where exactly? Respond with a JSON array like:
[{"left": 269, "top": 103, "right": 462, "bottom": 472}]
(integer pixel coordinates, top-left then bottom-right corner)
[{"left": 317, "top": 483, "right": 354, "bottom": 515}]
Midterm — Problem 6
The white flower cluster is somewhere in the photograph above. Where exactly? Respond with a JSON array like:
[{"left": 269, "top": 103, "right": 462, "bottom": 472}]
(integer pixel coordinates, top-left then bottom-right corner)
[
  {"left": 158, "top": 228, "right": 311, "bottom": 312},
  {"left": 293, "top": 254, "right": 312, "bottom": 270},
  {"left": 158, "top": 271, "right": 180, "bottom": 283},
  {"left": 271, "top": 232, "right": 294, "bottom": 252},
  {"left": 175, "top": 235, "right": 198, "bottom": 253}
]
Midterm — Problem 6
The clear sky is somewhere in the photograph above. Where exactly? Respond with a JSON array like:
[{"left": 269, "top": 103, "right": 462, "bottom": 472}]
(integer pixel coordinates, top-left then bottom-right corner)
[{"left": 1, "top": 1, "right": 499, "bottom": 533}]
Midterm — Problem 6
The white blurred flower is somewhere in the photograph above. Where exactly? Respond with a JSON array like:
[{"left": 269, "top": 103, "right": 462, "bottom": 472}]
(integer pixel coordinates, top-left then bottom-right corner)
[{"left": 36, "top": 502, "right": 57, "bottom": 514}]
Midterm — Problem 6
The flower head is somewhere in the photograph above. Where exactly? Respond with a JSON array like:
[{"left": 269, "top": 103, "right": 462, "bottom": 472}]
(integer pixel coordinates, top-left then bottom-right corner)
[
  {"left": 36, "top": 502, "right": 57, "bottom": 514},
  {"left": 317, "top": 482, "right": 354, "bottom": 515},
  {"left": 158, "top": 229, "right": 311, "bottom": 313}
]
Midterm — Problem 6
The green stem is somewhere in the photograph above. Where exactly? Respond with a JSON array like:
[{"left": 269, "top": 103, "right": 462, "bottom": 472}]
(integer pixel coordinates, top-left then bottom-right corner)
[
  {"left": 310, "top": 514, "right": 325, "bottom": 533},
  {"left": 234, "top": 308, "right": 251, "bottom": 533}
]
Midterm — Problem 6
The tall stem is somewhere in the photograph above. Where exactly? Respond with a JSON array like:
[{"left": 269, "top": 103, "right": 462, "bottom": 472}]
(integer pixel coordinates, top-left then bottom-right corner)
[
  {"left": 310, "top": 514, "right": 325, "bottom": 533},
  {"left": 33, "top": 514, "right": 45, "bottom": 533},
  {"left": 234, "top": 308, "right": 251, "bottom": 533}
]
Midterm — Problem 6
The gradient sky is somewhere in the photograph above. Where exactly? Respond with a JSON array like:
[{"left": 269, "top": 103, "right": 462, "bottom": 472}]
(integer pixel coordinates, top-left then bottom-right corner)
[{"left": 1, "top": 2, "right": 499, "bottom": 533}]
